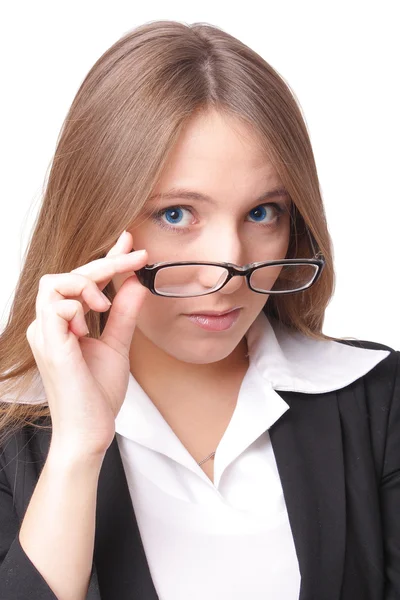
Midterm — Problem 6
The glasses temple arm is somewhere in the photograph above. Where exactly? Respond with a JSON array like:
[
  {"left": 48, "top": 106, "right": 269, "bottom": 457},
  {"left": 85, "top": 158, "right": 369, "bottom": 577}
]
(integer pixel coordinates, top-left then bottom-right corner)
[{"left": 306, "top": 228, "right": 324, "bottom": 259}]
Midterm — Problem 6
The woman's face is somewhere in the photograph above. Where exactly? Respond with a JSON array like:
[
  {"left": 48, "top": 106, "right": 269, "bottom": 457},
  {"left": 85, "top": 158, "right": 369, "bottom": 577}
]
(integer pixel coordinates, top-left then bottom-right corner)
[{"left": 112, "top": 109, "right": 291, "bottom": 365}]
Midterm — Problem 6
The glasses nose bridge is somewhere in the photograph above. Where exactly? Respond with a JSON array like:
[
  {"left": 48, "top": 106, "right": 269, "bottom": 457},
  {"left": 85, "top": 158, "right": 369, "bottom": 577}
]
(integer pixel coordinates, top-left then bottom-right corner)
[
  {"left": 221, "top": 263, "right": 254, "bottom": 291},
  {"left": 228, "top": 263, "right": 253, "bottom": 275}
]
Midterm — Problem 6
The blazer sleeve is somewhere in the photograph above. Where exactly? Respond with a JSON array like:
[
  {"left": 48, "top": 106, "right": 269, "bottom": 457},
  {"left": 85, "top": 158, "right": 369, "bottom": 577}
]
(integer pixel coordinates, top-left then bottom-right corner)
[
  {"left": 381, "top": 349, "right": 400, "bottom": 599},
  {"left": 0, "top": 445, "right": 101, "bottom": 599}
]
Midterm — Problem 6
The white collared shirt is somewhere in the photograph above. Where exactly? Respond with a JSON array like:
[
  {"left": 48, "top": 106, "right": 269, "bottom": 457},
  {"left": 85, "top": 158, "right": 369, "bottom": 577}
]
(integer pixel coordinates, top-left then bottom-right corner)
[{"left": 114, "top": 312, "right": 390, "bottom": 600}]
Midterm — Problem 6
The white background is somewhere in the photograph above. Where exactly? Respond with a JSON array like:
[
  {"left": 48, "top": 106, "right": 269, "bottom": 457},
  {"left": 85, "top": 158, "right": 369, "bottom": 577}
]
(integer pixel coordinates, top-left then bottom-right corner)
[{"left": 1, "top": 0, "right": 399, "bottom": 348}]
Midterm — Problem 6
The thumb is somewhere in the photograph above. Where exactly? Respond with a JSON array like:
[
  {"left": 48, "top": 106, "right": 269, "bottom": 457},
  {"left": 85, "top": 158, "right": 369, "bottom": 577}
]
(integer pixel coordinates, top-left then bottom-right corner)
[{"left": 100, "top": 274, "right": 147, "bottom": 355}]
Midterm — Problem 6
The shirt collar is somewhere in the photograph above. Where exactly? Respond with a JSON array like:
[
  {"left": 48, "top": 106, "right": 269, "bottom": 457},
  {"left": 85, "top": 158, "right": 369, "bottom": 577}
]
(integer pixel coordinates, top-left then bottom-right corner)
[{"left": 247, "top": 311, "right": 390, "bottom": 394}]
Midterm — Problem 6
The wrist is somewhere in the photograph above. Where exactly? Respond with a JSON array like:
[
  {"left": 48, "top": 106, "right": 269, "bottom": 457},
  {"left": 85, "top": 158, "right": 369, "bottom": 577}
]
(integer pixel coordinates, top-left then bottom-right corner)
[{"left": 48, "top": 439, "right": 107, "bottom": 470}]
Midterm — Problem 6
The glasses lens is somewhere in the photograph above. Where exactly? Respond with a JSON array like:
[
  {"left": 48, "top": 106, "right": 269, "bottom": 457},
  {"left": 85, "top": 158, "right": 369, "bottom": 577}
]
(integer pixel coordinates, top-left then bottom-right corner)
[
  {"left": 154, "top": 265, "right": 229, "bottom": 297},
  {"left": 250, "top": 263, "right": 318, "bottom": 293}
]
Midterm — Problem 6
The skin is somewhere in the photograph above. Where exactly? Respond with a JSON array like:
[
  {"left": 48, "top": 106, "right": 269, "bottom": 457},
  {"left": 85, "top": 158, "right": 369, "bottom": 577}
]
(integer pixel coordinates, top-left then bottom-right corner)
[{"left": 111, "top": 108, "right": 291, "bottom": 474}]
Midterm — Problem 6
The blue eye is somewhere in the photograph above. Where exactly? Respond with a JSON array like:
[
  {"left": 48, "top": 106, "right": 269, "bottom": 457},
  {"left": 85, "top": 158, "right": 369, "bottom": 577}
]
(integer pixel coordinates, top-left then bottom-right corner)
[
  {"left": 151, "top": 202, "right": 285, "bottom": 234},
  {"left": 150, "top": 206, "right": 194, "bottom": 233},
  {"left": 164, "top": 208, "right": 184, "bottom": 224},
  {"left": 248, "top": 205, "right": 268, "bottom": 222},
  {"left": 247, "top": 204, "right": 285, "bottom": 225}
]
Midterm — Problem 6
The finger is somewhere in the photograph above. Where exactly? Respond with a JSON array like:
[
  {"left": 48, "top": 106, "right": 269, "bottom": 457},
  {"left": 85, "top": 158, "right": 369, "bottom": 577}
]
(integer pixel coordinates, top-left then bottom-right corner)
[
  {"left": 74, "top": 248, "right": 147, "bottom": 314},
  {"left": 36, "top": 273, "right": 113, "bottom": 322},
  {"left": 92, "top": 231, "right": 135, "bottom": 294},
  {"left": 70, "top": 249, "right": 147, "bottom": 285},
  {"left": 107, "top": 230, "right": 132, "bottom": 257},
  {"left": 100, "top": 272, "right": 148, "bottom": 355},
  {"left": 31, "top": 299, "right": 88, "bottom": 367},
  {"left": 36, "top": 249, "right": 147, "bottom": 319}
]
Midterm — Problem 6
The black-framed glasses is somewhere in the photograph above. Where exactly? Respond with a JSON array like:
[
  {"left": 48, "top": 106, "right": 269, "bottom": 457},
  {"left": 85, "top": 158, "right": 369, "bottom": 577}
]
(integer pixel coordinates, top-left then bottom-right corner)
[{"left": 134, "top": 228, "right": 325, "bottom": 298}]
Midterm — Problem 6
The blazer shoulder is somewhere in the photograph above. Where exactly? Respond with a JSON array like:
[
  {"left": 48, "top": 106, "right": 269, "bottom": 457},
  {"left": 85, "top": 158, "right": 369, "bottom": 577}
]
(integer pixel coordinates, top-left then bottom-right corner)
[
  {"left": 332, "top": 339, "right": 399, "bottom": 414},
  {"left": 0, "top": 414, "right": 51, "bottom": 451},
  {"left": 0, "top": 417, "right": 51, "bottom": 492},
  {"left": 335, "top": 336, "right": 397, "bottom": 354}
]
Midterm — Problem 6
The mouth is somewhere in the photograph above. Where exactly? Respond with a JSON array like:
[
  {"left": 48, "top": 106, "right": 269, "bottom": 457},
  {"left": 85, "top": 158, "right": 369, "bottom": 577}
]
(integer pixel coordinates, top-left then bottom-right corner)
[
  {"left": 184, "top": 307, "right": 242, "bottom": 332},
  {"left": 185, "top": 306, "right": 242, "bottom": 317}
]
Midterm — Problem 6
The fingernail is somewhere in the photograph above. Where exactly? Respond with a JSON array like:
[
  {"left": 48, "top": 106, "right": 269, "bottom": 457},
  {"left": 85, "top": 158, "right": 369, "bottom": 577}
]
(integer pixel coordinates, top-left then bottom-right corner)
[
  {"left": 135, "top": 249, "right": 147, "bottom": 258},
  {"left": 117, "top": 230, "right": 127, "bottom": 246}
]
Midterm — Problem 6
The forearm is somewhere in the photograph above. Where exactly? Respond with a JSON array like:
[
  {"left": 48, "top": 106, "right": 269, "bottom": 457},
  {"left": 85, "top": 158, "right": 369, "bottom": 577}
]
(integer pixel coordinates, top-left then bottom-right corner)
[{"left": 19, "top": 442, "right": 104, "bottom": 600}]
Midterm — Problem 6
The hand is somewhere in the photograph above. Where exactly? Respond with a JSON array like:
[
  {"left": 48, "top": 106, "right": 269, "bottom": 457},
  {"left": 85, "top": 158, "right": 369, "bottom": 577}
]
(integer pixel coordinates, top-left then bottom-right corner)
[{"left": 26, "top": 231, "right": 147, "bottom": 457}]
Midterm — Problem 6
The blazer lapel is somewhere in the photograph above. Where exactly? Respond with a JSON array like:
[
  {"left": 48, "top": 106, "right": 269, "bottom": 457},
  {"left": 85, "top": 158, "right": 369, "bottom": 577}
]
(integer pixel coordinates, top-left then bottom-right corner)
[
  {"left": 94, "top": 435, "right": 159, "bottom": 600},
  {"left": 269, "top": 389, "right": 346, "bottom": 600}
]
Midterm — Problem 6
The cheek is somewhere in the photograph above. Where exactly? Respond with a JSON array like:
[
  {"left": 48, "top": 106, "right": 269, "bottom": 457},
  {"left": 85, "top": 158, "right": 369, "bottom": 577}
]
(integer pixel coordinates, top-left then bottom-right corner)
[
  {"left": 134, "top": 294, "right": 201, "bottom": 360},
  {"left": 135, "top": 293, "right": 182, "bottom": 331}
]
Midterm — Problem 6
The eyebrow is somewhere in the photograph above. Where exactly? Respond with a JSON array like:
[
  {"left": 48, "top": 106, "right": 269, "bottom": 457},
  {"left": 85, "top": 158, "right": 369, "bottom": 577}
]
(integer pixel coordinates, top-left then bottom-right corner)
[{"left": 147, "top": 186, "right": 290, "bottom": 205}]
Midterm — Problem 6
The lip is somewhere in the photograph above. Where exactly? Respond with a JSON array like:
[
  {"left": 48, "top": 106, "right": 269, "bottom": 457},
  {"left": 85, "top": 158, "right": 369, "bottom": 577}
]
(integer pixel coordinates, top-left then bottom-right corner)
[
  {"left": 185, "top": 307, "right": 242, "bottom": 332},
  {"left": 185, "top": 307, "right": 241, "bottom": 317}
]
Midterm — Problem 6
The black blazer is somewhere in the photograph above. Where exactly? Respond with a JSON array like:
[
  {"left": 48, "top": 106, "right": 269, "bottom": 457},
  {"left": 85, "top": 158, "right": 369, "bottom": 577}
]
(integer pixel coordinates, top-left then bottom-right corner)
[{"left": 0, "top": 338, "right": 399, "bottom": 600}]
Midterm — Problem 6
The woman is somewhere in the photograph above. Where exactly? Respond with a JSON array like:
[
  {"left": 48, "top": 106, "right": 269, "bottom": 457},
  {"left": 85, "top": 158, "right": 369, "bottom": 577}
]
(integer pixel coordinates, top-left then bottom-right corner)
[{"left": 0, "top": 20, "right": 398, "bottom": 600}]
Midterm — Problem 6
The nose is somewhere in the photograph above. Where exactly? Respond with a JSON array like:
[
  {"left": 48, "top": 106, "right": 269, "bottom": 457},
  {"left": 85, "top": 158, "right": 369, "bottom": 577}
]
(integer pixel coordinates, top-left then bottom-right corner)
[
  {"left": 196, "top": 264, "right": 245, "bottom": 295},
  {"left": 198, "top": 227, "right": 247, "bottom": 295}
]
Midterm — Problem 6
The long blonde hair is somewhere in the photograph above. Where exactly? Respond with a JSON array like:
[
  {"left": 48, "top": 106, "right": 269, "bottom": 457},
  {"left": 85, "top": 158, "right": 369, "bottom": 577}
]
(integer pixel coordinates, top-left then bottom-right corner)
[{"left": 0, "top": 20, "right": 345, "bottom": 444}]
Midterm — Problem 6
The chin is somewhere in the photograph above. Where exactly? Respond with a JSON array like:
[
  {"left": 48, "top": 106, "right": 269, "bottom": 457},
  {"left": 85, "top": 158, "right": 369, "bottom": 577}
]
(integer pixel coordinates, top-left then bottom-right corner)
[
  {"left": 164, "top": 329, "right": 247, "bottom": 364},
  {"left": 168, "top": 346, "right": 237, "bottom": 365}
]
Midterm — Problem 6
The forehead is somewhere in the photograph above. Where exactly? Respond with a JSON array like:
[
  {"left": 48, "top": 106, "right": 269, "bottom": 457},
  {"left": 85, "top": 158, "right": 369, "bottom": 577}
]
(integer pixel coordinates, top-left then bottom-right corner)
[{"left": 151, "top": 109, "right": 280, "bottom": 201}]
